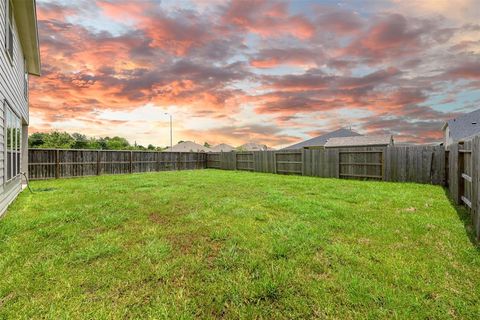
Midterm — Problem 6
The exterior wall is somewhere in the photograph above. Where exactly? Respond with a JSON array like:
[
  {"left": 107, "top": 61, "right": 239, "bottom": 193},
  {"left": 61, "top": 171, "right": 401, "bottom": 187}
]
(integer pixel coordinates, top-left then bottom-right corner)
[
  {"left": 444, "top": 126, "right": 455, "bottom": 150},
  {"left": 0, "top": 0, "right": 29, "bottom": 216}
]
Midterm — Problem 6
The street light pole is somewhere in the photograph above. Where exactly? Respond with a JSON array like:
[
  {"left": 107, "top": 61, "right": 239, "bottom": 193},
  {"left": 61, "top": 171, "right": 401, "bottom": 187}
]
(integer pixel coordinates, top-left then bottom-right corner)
[{"left": 165, "top": 113, "right": 172, "bottom": 150}]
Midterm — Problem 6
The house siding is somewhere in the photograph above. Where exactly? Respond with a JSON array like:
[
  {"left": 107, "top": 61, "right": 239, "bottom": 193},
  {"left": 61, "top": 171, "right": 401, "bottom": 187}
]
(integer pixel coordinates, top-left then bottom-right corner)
[{"left": 0, "top": 0, "right": 29, "bottom": 216}]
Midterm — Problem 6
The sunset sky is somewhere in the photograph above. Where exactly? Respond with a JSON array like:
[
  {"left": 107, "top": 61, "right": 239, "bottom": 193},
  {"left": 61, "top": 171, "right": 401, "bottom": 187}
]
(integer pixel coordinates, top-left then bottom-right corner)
[{"left": 31, "top": 0, "right": 480, "bottom": 148}]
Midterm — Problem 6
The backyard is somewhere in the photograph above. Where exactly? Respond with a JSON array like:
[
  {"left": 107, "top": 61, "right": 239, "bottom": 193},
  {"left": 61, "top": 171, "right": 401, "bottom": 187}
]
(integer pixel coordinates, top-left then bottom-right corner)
[{"left": 0, "top": 170, "right": 479, "bottom": 318}]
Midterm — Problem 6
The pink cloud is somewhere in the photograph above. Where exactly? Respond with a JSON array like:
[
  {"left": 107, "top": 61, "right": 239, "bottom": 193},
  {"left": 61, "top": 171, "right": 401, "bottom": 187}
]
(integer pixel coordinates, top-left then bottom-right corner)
[
  {"left": 224, "top": 0, "right": 315, "bottom": 39},
  {"left": 30, "top": 0, "right": 480, "bottom": 147}
]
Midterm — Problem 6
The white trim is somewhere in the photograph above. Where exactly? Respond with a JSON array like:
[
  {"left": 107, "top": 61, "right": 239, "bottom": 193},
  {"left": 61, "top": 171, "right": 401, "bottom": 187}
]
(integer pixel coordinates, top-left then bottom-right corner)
[
  {"left": 5, "top": 0, "right": 15, "bottom": 64},
  {"left": 3, "top": 100, "right": 22, "bottom": 184},
  {"left": 24, "top": 59, "right": 29, "bottom": 100}
]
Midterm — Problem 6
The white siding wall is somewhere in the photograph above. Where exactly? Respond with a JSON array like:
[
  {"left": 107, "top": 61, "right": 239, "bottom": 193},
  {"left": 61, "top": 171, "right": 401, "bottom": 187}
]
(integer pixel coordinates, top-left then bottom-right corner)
[{"left": 0, "top": 0, "right": 29, "bottom": 215}]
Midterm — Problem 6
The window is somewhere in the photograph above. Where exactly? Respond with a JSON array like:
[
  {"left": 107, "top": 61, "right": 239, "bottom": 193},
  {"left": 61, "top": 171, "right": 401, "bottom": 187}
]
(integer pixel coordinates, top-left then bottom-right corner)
[
  {"left": 24, "top": 60, "right": 28, "bottom": 100},
  {"left": 5, "top": 103, "right": 21, "bottom": 182},
  {"left": 5, "top": 0, "right": 14, "bottom": 60}
]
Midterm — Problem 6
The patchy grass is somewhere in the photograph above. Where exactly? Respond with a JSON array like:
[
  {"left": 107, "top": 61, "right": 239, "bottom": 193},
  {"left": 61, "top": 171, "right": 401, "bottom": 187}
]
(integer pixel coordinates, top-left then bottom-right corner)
[{"left": 0, "top": 170, "right": 479, "bottom": 319}]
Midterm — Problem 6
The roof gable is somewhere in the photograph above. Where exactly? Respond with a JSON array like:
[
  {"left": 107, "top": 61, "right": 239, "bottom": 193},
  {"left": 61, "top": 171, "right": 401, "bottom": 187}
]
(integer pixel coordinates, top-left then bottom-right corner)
[
  {"left": 324, "top": 135, "right": 393, "bottom": 148},
  {"left": 166, "top": 141, "right": 212, "bottom": 152},
  {"left": 210, "top": 143, "right": 235, "bottom": 152},
  {"left": 283, "top": 128, "right": 362, "bottom": 149},
  {"left": 446, "top": 108, "right": 480, "bottom": 141},
  {"left": 239, "top": 142, "right": 269, "bottom": 151}
]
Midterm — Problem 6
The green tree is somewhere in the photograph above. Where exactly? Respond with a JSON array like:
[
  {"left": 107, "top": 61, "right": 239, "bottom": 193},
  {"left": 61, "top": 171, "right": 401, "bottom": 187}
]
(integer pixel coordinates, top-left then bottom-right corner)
[
  {"left": 42, "top": 131, "right": 75, "bottom": 149},
  {"left": 28, "top": 131, "right": 162, "bottom": 150},
  {"left": 85, "top": 137, "right": 101, "bottom": 149},
  {"left": 71, "top": 133, "right": 89, "bottom": 149},
  {"left": 105, "top": 136, "right": 130, "bottom": 150},
  {"left": 95, "top": 137, "right": 108, "bottom": 150},
  {"left": 28, "top": 132, "right": 47, "bottom": 148},
  {"left": 204, "top": 142, "right": 211, "bottom": 148}
]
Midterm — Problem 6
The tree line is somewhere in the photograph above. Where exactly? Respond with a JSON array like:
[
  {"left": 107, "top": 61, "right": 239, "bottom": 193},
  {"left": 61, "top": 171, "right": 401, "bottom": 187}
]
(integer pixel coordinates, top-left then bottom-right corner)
[{"left": 28, "top": 131, "right": 165, "bottom": 150}]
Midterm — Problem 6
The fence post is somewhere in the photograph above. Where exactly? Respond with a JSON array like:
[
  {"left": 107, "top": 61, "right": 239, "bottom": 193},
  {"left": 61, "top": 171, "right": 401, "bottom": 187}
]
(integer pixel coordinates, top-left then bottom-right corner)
[
  {"left": 335, "top": 150, "right": 340, "bottom": 178},
  {"left": 129, "top": 151, "right": 133, "bottom": 174},
  {"left": 382, "top": 149, "right": 385, "bottom": 181},
  {"left": 96, "top": 150, "right": 101, "bottom": 175},
  {"left": 273, "top": 152, "right": 277, "bottom": 174},
  {"left": 301, "top": 149, "right": 305, "bottom": 176},
  {"left": 55, "top": 149, "right": 60, "bottom": 179},
  {"left": 458, "top": 142, "right": 464, "bottom": 204},
  {"left": 337, "top": 150, "right": 341, "bottom": 179}
]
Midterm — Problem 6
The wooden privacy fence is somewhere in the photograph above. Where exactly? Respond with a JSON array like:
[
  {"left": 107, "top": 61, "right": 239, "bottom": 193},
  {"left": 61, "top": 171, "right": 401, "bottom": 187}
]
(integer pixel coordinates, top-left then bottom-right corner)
[
  {"left": 206, "top": 145, "right": 446, "bottom": 185},
  {"left": 28, "top": 149, "right": 206, "bottom": 180},
  {"left": 27, "top": 143, "right": 480, "bottom": 240},
  {"left": 447, "top": 136, "right": 480, "bottom": 239}
]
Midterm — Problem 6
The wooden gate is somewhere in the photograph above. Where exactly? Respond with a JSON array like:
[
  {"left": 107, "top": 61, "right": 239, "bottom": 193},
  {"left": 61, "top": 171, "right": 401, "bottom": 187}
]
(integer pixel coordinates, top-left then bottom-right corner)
[
  {"left": 454, "top": 137, "right": 480, "bottom": 240},
  {"left": 274, "top": 151, "right": 302, "bottom": 175},
  {"left": 338, "top": 148, "right": 384, "bottom": 180},
  {"left": 236, "top": 152, "right": 254, "bottom": 171},
  {"left": 458, "top": 141, "right": 473, "bottom": 210},
  {"left": 207, "top": 153, "right": 220, "bottom": 169}
]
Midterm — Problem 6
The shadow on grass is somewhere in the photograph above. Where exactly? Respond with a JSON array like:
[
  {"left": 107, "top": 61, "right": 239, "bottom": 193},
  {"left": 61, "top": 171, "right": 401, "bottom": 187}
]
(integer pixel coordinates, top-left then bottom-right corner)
[{"left": 444, "top": 188, "right": 480, "bottom": 250}]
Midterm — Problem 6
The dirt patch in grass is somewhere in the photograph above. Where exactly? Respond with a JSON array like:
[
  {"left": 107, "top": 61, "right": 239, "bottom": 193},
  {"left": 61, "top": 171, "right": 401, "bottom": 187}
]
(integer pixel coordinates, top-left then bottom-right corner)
[
  {"left": 148, "top": 212, "right": 171, "bottom": 226},
  {"left": 205, "top": 239, "right": 224, "bottom": 267},
  {"left": 165, "top": 232, "right": 205, "bottom": 254}
]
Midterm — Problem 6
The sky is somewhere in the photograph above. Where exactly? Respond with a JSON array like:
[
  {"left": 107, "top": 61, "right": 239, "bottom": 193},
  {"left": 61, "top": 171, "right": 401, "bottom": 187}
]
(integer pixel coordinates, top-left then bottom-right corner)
[{"left": 30, "top": 0, "right": 480, "bottom": 148}]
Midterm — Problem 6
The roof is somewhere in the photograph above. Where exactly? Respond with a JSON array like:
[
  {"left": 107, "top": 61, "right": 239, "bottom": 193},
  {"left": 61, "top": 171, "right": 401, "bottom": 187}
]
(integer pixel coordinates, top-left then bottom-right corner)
[
  {"left": 239, "top": 142, "right": 269, "bottom": 151},
  {"left": 210, "top": 143, "right": 235, "bottom": 152},
  {"left": 13, "top": 0, "right": 40, "bottom": 75},
  {"left": 324, "top": 135, "right": 393, "bottom": 148},
  {"left": 444, "top": 108, "right": 480, "bottom": 142},
  {"left": 283, "top": 128, "right": 362, "bottom": 149},
  {"left": 165, "top": 141, "right": 212, "bottom": 152}
]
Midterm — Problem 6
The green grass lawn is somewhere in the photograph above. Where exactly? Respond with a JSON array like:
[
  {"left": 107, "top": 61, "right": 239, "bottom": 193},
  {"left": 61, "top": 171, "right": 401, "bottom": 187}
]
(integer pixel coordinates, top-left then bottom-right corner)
[{"left": 0, "top": 170, "right": 479, "bottom": 319}]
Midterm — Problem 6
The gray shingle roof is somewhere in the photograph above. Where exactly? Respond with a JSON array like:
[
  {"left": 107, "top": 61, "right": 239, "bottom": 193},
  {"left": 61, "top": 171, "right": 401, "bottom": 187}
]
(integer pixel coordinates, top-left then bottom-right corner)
[
  {"left": 165, "top": 141, "right": 212, "bottom": 152},
  {"left": 283, "top": 128, "right": 362, "bottom": 149},
  {"left": 239, "top": 142, "right": 269, "bottom": 151},
  {"left": 210, "top": 143, "right": 235, "bottom": 152},
  {"left": 324, "top": 135, "right": 393, "bottom": 148},
  {"left": 446, "top": 108, "right": 480, "bottom": 142}
]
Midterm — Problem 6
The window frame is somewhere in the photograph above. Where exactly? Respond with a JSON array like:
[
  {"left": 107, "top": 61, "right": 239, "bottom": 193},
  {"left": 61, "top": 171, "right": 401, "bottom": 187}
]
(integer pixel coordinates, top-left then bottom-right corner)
[
  {"left": 5, "top": 0, "right": 14, "bottom": 63},
  {"left": 24, "top": 59, "right": 28, "bottom": 100},
  {"left": 3, "top": 100, "right": 21, "bottom": 184}
]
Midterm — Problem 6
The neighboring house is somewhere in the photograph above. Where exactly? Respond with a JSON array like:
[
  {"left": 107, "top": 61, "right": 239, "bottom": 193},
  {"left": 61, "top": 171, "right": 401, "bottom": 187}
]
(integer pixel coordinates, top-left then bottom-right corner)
[
  {"left": 210, "top": 143, "right": 234, "bottom": 152},
  {"left": 442, "top": 108, "right": 480, "bottom": 149},
  {"left": 324, "top": 135, "right": 394, "bottom": 148},
  {"left": 0, "top": 0, "right": 40, "bottom": 216},
  {"left": 238, "top": 142, "right": 269, "bottom": 151},
  {"left": 165, "top": 141, "right": 212, "bottom": 152},
  {"left": 283, "top": 128, "right": 362, "bottom": 150}
]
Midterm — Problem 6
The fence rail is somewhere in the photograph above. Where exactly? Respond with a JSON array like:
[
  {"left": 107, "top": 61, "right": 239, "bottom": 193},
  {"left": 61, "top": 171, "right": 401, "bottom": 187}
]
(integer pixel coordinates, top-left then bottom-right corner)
[{"left": 28, "top": 149, "right": 206, "bottom": 180}]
